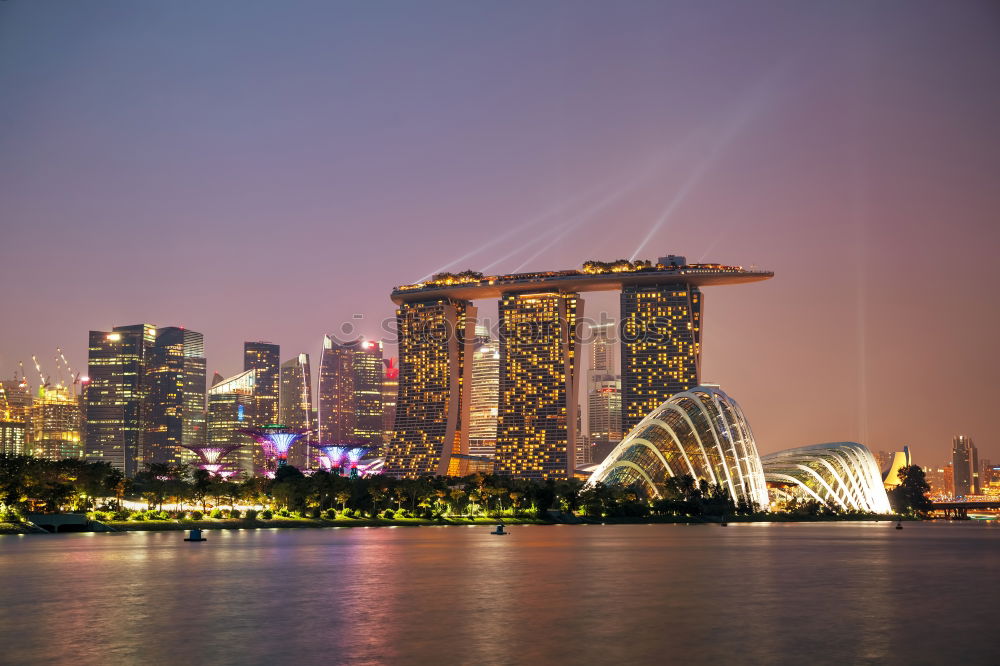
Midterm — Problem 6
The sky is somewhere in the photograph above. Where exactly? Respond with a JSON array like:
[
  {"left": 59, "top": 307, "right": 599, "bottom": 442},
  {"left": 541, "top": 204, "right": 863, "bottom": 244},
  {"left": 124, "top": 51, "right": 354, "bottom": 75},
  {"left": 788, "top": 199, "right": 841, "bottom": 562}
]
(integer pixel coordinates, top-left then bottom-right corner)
[{"left": 1, "top": 1, "right": 998, "bottom": 463}]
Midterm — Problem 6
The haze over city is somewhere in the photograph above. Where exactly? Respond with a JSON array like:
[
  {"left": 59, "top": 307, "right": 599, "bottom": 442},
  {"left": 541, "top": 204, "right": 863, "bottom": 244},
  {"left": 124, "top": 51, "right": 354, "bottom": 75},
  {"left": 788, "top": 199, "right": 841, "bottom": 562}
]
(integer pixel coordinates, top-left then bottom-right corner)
[{"left": 2, "top": 0, "right": 998, "bottom": 464}]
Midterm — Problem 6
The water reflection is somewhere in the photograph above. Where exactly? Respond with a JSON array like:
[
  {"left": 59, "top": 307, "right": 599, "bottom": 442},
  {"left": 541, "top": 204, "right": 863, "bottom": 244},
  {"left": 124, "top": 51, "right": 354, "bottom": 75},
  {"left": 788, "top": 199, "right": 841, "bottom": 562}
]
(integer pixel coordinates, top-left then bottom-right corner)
[{"left": 0, "top": 523, "right": 997, "bottom": 665}]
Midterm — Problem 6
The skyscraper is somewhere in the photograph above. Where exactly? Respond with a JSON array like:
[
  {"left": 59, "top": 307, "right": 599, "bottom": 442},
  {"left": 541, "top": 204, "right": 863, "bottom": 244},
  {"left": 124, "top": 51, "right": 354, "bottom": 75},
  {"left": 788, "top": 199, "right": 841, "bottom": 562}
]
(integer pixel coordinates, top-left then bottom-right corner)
[
  {"left": 279, "top": 353, "right": 313, "bottom": 467},
  {"left": 620, "top": 279, "right": 701, "bottom": 433},
  {"left": 318, "top": 335, "right": 356, "bottom": 443},
  {"left": 384, "top": 299, "right": 478, "bottom": 477},
  {"left": 495, "top": 292, "right": 582, "bottom": 480},
  {"left": 85, "top": 324, "right": 156, "bottom": 476},
  {"left": 0, "top": 378, "right": 31, "bottom": 455},
  {"left": 352, "top": 341, "right": 384, "bottom": 452},
  {"left": 952, "top": 435, "right": 980, "bottom": 496},
  {"left": 586, "top": 322, "right": 622, "bottom": 465},
  {"left": 244, "top": 341, "right": 280, "bottom": 426},
  {"left": 469, "top": 324, "right": 499, "bottom": 459},
  {"left": 30, "top": 384, "right": 82, "bottom": 460},
  {"left": 207, "top": 369, "right": 256, "bottom": 478},
  {"left": 587, "top": 378, "right": 622, "bottom": 462},
  {"left": 147, "top": 327, "right": 206, "bottom": 466},
  {"left": 279, "top": 353, "right": 313, "bottom": 431},
  {"left": 381, "top": 357, "right": 399, "bottom": 451}
]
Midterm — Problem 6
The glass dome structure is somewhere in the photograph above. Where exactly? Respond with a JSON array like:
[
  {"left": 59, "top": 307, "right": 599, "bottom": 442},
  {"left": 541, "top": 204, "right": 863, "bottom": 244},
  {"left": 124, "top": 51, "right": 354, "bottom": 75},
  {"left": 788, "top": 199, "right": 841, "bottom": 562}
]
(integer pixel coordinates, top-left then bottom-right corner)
[
  {"left": 586, "top": 385, "right": 769, "bottom": 509},
  {"left": 761, "top": 442, "right": 892, "bottom": 513}
]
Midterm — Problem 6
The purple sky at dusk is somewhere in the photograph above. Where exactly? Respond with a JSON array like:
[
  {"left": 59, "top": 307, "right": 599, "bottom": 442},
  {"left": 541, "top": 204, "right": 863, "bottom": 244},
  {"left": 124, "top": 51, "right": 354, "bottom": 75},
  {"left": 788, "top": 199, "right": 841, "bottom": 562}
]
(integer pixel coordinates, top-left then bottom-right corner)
[{"left": 1, "top": 1, "right": 998, "bottom": 463}]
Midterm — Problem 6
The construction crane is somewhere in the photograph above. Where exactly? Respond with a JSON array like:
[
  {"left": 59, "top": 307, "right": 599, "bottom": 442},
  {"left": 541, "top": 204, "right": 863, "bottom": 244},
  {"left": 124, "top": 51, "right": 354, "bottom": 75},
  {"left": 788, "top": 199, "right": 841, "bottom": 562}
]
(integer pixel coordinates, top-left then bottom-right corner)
[
  {"left": 58, "top": 348, "right": 82, "bottom": 391},
  {"left": 31, "top": 355, "right": 50, "bottom": 393}
]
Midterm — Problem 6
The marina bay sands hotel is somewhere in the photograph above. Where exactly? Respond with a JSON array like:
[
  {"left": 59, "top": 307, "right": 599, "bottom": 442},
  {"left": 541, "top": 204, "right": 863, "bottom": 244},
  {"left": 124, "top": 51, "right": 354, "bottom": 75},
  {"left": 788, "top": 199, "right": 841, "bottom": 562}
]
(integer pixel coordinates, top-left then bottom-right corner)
[{"left": 383, "top": 255, "right": 772, "bottom": 479}]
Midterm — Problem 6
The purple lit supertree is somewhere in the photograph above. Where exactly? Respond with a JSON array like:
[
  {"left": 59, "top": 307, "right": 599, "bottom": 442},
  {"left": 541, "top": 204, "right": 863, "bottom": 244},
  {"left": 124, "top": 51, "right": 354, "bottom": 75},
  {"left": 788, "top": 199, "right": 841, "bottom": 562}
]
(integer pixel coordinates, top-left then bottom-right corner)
[
  {"left": 315, "top": 444, "right": 371, "bottom": 477},
  {"left": 180, "top": 443, "right": 243, "bottom": 478},
  {"left": 239, "top": 425, "right": 307, "bottom": 477}
]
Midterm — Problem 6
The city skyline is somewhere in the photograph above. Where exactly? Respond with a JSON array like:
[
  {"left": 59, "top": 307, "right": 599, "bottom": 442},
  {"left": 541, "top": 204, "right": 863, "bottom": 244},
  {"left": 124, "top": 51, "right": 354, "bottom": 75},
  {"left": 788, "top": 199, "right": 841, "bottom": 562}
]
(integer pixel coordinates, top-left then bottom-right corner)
[{"left": 1, "top": 1, "right": 998, "bottom": 462}]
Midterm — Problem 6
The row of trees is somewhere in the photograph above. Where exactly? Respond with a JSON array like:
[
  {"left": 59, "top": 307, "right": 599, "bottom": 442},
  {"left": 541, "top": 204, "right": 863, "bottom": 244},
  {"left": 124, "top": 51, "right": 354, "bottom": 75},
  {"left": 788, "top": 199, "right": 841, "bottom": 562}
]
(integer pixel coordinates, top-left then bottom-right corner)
[{"left": 1, "top": 454, "right": 934, "bottom": 523}]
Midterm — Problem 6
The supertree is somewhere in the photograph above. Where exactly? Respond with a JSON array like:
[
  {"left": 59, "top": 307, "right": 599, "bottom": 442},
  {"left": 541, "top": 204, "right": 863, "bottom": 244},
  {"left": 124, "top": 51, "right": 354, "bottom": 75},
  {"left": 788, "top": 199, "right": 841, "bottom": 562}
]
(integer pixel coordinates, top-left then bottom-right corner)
[
  {"left": 239, "top": 425, "right": 307, "bottom": 477},
  {"left": 315, "top": 444, "right": 371, "bottom": 478},
  {"left": 180, "top": 443, "right": 243, "bottom": 478}
]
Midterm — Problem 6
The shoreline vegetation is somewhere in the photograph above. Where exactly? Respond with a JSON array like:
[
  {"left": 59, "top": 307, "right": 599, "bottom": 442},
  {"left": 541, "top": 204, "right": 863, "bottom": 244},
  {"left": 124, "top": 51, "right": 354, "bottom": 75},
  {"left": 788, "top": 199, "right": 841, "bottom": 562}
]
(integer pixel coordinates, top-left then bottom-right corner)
[{"left": 2, "top": 454, "right": 941, "bottom": 536}]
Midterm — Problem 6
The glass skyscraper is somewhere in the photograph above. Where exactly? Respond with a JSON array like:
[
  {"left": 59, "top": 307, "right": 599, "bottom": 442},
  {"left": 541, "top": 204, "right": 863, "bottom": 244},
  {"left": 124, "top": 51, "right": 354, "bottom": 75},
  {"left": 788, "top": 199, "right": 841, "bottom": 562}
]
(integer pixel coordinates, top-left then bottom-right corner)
[
  {"left": 468, "top": 325, "right": 499, "bottom": 459},
  {"left": 952, "top": 435, "right": 980, "bottom": 496},
  {"left": 279, "top": 353, "right": 313, "bottom": 467},
  {"left": 318, "top": 335, "right": 356, "bottom": 443},
  {"left": 244, "top": 341, "right": 280, "bottom": 426},
  {"left": 147, "top": 327, "right": 206, "bottom": 466},
  {"left": 352, "top": 341, "right": 384, "bottom": 453},
  {"left": 85, "top": 324, "right": 156, "bottom": 476}
]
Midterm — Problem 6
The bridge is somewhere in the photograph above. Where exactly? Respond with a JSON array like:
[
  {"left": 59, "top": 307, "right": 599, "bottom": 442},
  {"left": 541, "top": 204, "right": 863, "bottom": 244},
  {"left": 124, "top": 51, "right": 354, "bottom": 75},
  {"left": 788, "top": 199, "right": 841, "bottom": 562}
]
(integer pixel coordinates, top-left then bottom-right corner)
[
  {"left": 25, "top": 513, "right": 119, "bottom": 533},
  {"left": 930, "top": 501, "right": 1000, "bottom": 518}
]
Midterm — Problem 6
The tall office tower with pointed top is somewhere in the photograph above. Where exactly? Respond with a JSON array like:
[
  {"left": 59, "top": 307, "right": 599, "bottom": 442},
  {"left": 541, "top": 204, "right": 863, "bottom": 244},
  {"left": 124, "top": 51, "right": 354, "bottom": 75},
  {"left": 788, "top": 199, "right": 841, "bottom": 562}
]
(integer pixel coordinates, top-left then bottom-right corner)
[
  {"left": 952, "top": 435, "right": 980, "bottom": 497},
  {"left": 318, "top": 335, "right": 356, "bottom": 443},
  {"left": 85, "top": 324, "right": 157, "bottom": 476},
  {"left": 495, "top": 292, "right": 582, "bottom": 480},
  {"left": 468, "top": 325, "right": 500, "bottom": 459},
  {"left": 279, "top": 353, "right": 313, "bottom": 467},
  {"left": 620, "top": 278, "right": 702, "bottom": 433},
  {"left": 384, "top": 299, "right": 478, "bottom": 477},
  {"left": 147, "top": 327, "right": 207, "bottom": 466}
]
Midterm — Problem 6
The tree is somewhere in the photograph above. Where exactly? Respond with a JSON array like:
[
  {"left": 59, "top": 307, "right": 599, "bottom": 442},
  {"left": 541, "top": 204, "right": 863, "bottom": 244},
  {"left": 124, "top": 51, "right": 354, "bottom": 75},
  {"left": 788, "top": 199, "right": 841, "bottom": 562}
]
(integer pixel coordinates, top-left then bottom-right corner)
[{"left": 889, "top": 465, "right": 933, "bottom": 517}]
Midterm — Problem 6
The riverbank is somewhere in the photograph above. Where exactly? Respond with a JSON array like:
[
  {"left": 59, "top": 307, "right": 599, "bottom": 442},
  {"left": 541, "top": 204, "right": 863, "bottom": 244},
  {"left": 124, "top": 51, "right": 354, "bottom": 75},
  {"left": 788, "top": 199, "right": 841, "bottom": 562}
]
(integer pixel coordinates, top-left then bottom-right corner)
[{"left": 0, "top": 512, "right": 924, "bottom": 534}]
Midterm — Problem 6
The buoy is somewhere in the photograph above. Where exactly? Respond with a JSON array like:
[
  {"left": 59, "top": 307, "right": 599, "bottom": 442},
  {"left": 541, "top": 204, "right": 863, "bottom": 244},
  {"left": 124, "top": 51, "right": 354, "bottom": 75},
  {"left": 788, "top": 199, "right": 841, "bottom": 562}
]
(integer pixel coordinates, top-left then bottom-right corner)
[
  {"left": 895, "top": 521, "right": 903, "bottom": 530},
  {"left": 184, "top": 528, "right": 207, "bottom": 542}
]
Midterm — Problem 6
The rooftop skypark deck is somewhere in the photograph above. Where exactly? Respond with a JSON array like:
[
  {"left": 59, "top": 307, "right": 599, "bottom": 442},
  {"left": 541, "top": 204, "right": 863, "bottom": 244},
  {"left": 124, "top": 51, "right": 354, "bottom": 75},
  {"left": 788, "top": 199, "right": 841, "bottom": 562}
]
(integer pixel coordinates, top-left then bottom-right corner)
[{"left": 391, "top": 257, "right": 773, "bottom": 304}]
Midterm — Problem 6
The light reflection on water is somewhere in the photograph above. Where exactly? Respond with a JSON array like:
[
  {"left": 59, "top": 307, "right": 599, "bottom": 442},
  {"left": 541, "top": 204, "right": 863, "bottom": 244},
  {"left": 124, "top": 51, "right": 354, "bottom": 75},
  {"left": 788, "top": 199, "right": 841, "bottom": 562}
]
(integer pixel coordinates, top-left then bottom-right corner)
[{"left": 1, "top": 522, "right": 998, "bottom": 665}]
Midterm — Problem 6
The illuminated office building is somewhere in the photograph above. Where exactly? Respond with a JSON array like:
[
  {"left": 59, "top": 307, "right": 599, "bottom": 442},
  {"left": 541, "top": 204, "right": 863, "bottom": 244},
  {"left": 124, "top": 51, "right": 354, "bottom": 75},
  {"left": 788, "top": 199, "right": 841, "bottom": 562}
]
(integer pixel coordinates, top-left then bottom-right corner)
[
  {"left": 952, "top": 435, "right": 980, "bottom": 497},
  {"left": 353, "top": 340, "right": 384, "bottom": 452},
  {"left": 1, "top": 379, "right": 31, "bottom": 455},
  {"left": 244, "top": 341, "right": 280, "bottom": 427},
  {"left": 147, "top": 327, "right": 206, "bottom": 466},
  {"left": 588, "top": 377, "right": 622, "bottom": 460},
  {"left": 620, "top": 281, "right": 701, "bottom": 433},
  {"left": 495, "top": 292, "right": 582, "bottom": 480},
  {"left": 0, "top": 420, "right": 27, "bottom": 455},
  {"left": 318, "top": 336, "right": 356, "bottom": 443},
  {"left": 381, "top": 358, "right": 399, "bottom": 450},
  {"left": 279, "top": 353, "right": 313, "bottom": 468},
  {"left": 468, "top": 325, "right": 499, "bottom": 459},
  {"left": 85, "top": 324, "right": 156, "bottom": 476},
  {"left": 1, "top": 379, "right": 33, "bottom": 436},
  {"left": 30, "top": 384, "right": 82, "bottom": 460},
  {"left": 384, "top": 299, "right": 478, "bottom": 477},
  {"left": 207, "top": 369, "right": 256, "bottom": 478}
]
